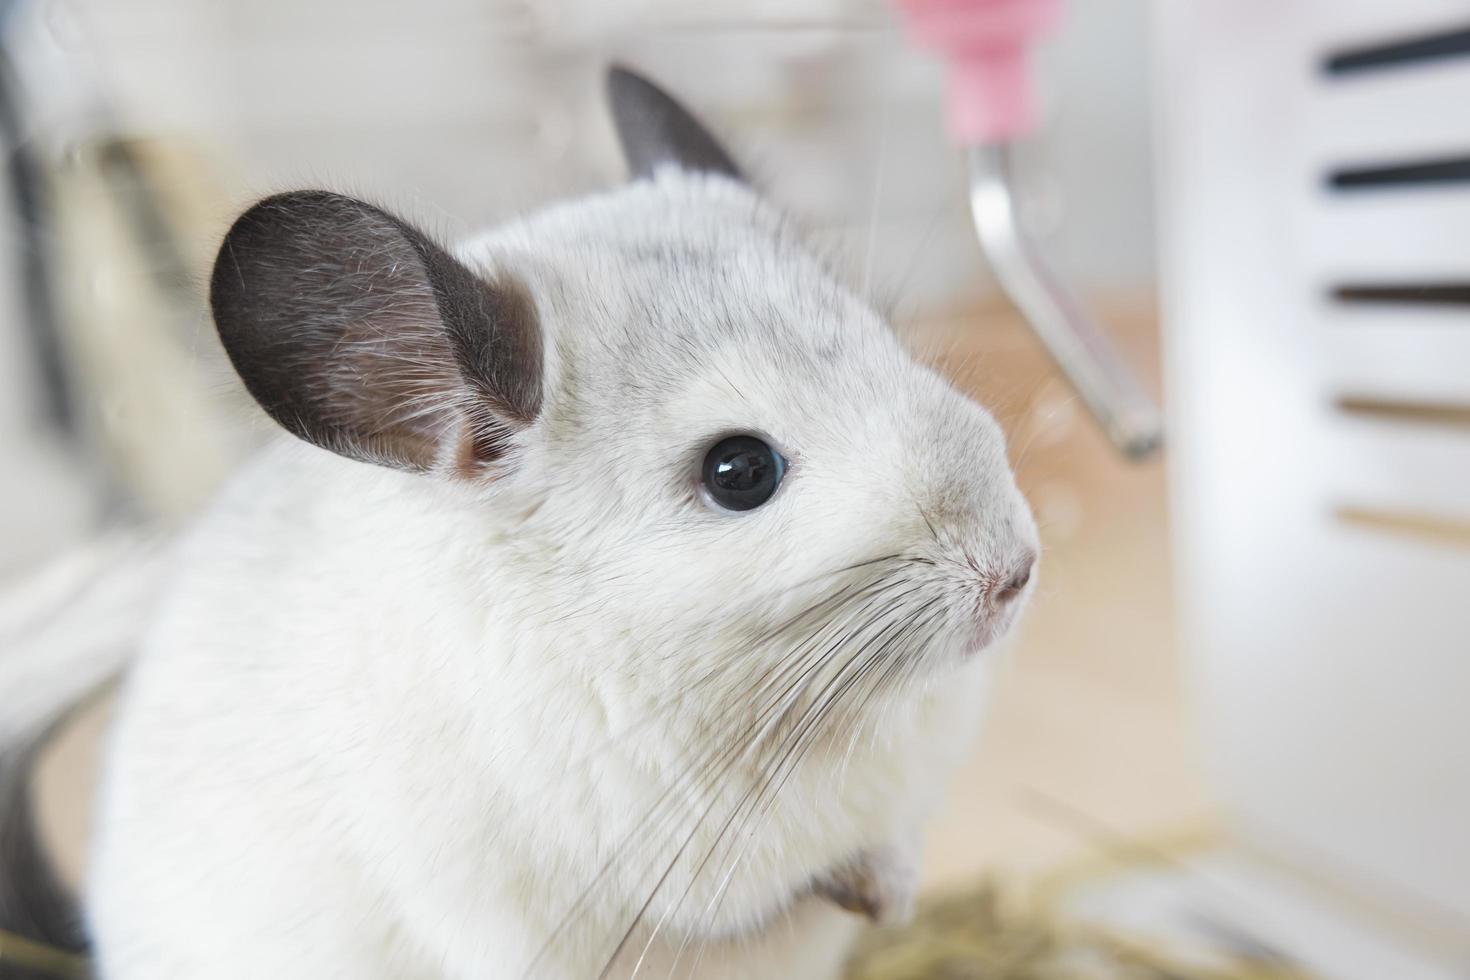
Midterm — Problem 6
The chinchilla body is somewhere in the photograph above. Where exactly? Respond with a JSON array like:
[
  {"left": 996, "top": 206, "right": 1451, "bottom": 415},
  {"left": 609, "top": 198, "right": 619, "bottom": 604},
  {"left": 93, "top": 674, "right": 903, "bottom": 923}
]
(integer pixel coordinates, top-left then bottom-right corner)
[{"left": 75, "top": 70, "right": 1040, "bottom": 979}]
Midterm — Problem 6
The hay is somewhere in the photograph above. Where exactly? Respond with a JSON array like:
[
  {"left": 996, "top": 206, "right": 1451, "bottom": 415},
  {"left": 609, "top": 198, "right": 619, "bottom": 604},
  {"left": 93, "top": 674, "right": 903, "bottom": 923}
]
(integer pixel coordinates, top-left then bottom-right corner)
[
  {"left": 0, "top": 928, "right": 88, "bottom": 978},
  {"left": 843, "top": 882, "right": 1313, "bottom": 980}
]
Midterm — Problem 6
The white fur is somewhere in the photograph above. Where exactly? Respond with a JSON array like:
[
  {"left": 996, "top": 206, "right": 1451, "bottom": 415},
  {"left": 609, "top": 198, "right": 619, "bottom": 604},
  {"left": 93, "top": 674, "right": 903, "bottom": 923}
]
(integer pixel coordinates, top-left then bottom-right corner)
[{"left": 88, "top": 172, "right": 1037, "bottom": 979}]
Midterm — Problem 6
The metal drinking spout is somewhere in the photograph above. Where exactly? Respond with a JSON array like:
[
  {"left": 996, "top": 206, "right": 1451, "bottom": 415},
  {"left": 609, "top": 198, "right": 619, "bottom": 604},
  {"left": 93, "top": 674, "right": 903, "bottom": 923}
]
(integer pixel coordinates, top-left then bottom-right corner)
[
  {"left": 968, "top": 144, "right": 1163, "bottom": 459},
  {"left": 891, "top": 0, "right": 1164, "bottom": 459}
]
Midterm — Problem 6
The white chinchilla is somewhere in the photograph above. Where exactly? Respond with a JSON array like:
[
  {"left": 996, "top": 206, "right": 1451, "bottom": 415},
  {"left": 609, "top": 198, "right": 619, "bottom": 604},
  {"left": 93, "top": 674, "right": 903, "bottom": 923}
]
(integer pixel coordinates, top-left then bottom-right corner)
[{"left": 83, "top": 67, "right": 1038, "bottom": 979}]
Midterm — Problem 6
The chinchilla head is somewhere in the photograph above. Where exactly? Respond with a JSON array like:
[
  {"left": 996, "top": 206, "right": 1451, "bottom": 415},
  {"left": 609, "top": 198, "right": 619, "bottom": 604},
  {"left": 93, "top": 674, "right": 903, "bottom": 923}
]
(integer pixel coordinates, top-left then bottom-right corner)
[{"left": 208, "top": 65, "right": 1037, "bottom": 941}]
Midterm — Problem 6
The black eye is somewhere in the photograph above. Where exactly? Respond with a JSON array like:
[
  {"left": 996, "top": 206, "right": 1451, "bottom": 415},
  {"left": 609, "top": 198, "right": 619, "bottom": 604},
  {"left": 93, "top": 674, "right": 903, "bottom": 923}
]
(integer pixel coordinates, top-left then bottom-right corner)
[{"left": 701, "top": 435, "right": 786, "bottom": 512}]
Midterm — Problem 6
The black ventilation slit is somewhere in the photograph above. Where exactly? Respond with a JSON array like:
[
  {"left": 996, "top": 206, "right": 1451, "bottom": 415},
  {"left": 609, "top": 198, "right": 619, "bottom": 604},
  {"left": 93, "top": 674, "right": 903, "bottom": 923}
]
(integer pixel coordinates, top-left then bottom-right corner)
[
  {"left": 1325, "top": 24, "right": 1470, "bottom": 75},
  {"left": 1329, "top": 155, "right": 1470, "bottom": 190},
  {"left": 1332, "top": 283, "right": 1470, "bottom": 306}
]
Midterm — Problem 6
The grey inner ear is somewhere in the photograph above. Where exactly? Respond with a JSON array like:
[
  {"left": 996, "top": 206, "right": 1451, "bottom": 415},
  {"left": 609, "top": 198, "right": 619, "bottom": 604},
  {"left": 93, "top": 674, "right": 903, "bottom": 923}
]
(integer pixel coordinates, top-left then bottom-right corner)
[
  {"left": 209, "top": 191, "right": 542, "bottom": 473},
  {"left": 607, "top": 65, "right": 743, "bottom": 182}
]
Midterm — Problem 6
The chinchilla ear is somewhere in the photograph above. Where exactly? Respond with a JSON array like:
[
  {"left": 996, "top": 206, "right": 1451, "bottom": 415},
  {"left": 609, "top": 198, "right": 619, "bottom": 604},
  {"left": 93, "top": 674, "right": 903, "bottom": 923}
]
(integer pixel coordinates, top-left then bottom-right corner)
[
  {"left": 209, "top": 191, "right": 542, "bottom": 476},
  {"left": 606, "top": 65, "right": 743, "bottom": 182}
]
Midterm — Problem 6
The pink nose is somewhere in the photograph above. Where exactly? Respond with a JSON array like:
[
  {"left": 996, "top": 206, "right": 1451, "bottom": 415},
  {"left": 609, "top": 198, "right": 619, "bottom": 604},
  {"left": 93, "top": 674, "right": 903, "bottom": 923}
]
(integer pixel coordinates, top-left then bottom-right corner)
[{"left": 996, "top": 554, "right": 1035, "bottom": 603}]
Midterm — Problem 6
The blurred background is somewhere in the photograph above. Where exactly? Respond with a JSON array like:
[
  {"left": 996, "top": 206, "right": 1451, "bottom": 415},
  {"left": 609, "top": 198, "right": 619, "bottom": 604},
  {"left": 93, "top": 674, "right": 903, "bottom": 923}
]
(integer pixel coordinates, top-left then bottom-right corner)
[{"left": 2, "top": 0, "right": 1467, "bottom": 977}]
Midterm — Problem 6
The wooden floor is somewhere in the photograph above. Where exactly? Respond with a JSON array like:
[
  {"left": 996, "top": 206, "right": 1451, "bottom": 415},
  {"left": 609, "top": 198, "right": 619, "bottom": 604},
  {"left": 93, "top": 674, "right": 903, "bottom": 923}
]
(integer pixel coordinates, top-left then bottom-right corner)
[{"left": 33, "top": 297, "right": 1212, "bottom": 898}]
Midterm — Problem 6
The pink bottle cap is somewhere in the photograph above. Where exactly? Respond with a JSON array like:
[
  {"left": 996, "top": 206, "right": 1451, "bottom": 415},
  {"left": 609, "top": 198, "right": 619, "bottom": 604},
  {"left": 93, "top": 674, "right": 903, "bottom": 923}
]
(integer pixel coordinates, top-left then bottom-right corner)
[{"left": 893, "top": 0, "right": 1063, "bottom": 144}]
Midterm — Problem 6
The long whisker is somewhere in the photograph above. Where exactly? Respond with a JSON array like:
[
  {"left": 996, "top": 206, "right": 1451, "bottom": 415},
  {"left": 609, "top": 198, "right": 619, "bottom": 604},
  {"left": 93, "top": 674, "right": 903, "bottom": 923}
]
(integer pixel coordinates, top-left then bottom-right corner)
[
  {"left": 537, "top": 574, "right": 888, "bottom": 979},
  {"left": 519, "top": 556, "right": 905, "bottom": 812},
  {"left": 674, "top": 646, "right": 886, "bottom": 978},
  {"left": 596, "top": 625, "right": 850, "bottom": 978},
  {"left": 682, "top": 640, "right": 900, "bottom": 980},
  {"left": 860, "top": 56, "right": 893, "bottom": 302},
  {"left": 834, "top": 602, "right": 945, "bottom": 785},
  {"left": 611, "top": 583, "right": 921, "bottom": 978},
  {"left": 521, "top": 627, "right": 830, "bottom": 978},
  {"left": 672, "top": 585, "right": 935, "bottom": 975},
  {"left": 525, "top": 552, "right": 948, "bottom": 978}
]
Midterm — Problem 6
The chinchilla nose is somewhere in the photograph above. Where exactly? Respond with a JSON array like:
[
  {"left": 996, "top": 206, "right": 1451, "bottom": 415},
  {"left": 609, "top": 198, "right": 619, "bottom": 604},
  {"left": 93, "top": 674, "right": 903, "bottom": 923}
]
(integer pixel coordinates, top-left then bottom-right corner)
[{"left": 994, "top": 552, "right": 1036, "bottom": 605}]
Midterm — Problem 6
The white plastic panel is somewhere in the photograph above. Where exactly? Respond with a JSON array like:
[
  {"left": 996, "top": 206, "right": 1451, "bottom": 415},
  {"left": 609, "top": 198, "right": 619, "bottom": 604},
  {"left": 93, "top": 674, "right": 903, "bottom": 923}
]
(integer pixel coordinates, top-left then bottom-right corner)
[
  {"left": 1329, "top": 315, "right": 1470, "bottom": 405},
  {"left": 1305, "top": 194, "right": 1470, "bottom": 276},
  {"left": 1327, "top": 418, "right": 1470, "bottom": 521},
  {"left": 1310, "top": 68, "right": 1470, "bottom": 162},
  {"left": 1157, "top": 0, "right": 1470, "bottom": 951}
]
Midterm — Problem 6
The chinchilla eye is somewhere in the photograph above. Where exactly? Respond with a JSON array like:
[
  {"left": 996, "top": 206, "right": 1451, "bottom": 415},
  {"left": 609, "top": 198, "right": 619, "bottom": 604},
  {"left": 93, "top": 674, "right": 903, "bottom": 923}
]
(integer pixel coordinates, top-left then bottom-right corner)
[{"left": 701, "top": 435, "right": 785, "bottom": 512}]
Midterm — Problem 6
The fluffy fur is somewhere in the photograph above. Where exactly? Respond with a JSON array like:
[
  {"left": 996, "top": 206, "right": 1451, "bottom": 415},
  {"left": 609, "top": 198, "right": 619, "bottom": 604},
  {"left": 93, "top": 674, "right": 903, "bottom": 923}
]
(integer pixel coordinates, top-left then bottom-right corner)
[
  {"left": 86, "top": 89, "right": 1037, "bottom": 978},
  {"left": 88, "top": 171, "right": 1036, "bottom": 979}
]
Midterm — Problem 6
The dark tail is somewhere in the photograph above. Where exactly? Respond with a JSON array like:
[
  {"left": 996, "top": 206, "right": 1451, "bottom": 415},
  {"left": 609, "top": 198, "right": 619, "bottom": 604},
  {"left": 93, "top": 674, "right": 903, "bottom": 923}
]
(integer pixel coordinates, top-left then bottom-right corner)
[
  {"left": 0, "top": 531, "right": 169, "bottom": 979},
  {"left": 0, "top": 724, "right": 91, "bottom": 978}
]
